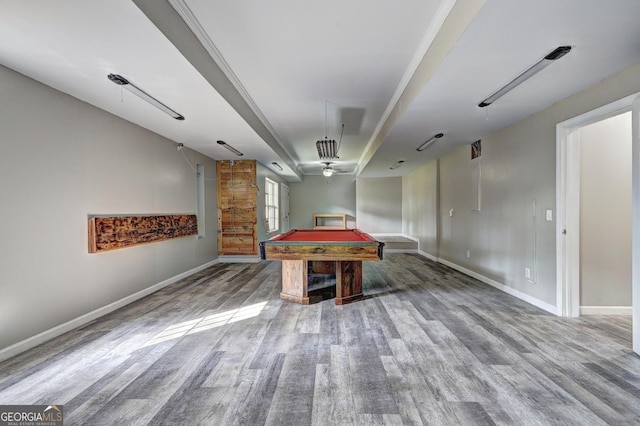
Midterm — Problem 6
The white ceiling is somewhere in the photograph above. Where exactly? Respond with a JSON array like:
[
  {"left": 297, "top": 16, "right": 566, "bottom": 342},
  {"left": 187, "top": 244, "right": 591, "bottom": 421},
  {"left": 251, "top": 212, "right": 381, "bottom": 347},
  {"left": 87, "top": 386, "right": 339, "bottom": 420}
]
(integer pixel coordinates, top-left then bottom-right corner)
[{"left": 1, "top": 0, "right": 639, "bottom": 181}]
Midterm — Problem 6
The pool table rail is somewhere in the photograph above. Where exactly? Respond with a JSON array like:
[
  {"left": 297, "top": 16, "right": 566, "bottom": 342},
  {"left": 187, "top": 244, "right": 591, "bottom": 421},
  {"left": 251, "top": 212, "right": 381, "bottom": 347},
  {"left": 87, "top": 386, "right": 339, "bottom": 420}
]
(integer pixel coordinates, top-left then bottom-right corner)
[{"left": 260, "top": 243, "right": 382, "bottom": 261}]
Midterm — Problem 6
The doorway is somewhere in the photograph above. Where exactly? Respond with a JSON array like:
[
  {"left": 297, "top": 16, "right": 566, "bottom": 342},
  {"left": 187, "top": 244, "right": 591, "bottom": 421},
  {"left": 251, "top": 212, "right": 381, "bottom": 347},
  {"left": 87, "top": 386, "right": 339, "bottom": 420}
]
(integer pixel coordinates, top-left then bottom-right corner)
[
  {"left": 556, "top": 92, "right": 640, "bottom": 354},
  {"left": 579, "top": 113, "right": 632, "bottom": 314}
]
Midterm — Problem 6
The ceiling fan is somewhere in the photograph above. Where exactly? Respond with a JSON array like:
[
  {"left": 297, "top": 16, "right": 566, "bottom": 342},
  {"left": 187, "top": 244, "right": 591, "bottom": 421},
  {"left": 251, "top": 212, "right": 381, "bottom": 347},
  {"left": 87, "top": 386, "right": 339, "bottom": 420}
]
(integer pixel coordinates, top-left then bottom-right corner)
[{"left": 321, "top": 161, "right": 349, "bottom": 177}]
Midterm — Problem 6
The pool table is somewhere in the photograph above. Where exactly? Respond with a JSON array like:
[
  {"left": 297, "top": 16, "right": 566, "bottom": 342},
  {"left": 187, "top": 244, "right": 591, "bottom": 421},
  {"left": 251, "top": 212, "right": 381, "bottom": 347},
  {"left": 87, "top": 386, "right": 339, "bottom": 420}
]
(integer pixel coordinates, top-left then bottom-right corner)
[{"left": 259, "top": 229, "right": 384, "bottom": 305}]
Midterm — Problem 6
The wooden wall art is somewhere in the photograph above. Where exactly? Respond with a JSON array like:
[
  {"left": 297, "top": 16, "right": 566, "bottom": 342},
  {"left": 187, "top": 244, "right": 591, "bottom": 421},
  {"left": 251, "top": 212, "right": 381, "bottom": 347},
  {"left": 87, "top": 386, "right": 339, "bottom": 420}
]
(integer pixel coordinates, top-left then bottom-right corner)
[{"left": 88, "top": 214, "right": 198, "bottom": 253}]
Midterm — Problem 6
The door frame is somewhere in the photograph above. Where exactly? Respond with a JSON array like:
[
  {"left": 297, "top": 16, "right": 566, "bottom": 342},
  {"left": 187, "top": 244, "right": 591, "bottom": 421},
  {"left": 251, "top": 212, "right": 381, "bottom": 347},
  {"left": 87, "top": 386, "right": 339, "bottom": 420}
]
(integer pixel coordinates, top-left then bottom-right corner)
[
  {"left": 280, "top": 183, "right": 290, "bottom": 233},
  {"left": 556, "top": 92, "right": 639, "bottom": 354}
]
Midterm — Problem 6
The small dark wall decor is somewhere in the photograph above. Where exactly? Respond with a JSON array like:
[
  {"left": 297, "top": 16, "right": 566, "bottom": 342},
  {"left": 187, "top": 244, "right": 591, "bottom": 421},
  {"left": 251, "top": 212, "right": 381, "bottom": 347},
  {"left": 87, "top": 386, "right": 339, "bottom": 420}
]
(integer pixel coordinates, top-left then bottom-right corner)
[
  {"left": 88, "top": 214, "right": 198, "bottom": 253},
  {"left": 471, "top": 139, "right": 482, "bottom": 159}
]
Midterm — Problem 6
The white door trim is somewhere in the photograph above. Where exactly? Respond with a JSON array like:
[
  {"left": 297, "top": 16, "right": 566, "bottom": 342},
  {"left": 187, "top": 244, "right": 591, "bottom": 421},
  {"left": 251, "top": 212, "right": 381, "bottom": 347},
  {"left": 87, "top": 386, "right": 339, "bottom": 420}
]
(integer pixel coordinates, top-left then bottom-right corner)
[
  {"left": 280, "top": 183, "right": 290, "bottom": 232},
  {"left": 556, "top": 125, "right": 581, "bottom": 317},
  {"left": 556, "top": 92, "right": 639, "bottom": 354},
  {"left": 632, "top": 96, "right": 640, "bottom": 354}
]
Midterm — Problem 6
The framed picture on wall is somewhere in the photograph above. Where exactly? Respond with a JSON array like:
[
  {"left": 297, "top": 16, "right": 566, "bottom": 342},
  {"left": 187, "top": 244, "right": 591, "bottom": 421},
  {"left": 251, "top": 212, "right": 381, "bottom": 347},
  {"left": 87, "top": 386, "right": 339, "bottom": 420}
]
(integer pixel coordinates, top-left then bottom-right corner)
[{"left": 471, "top": 139, "right": 481, "bottom": 159}]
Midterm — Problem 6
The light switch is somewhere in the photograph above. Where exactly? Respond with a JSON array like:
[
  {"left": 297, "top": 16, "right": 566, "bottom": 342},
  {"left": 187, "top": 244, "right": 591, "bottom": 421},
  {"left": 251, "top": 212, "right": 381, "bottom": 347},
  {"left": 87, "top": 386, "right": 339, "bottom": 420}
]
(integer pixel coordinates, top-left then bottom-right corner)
[
  {"left": 545, "top": 209, "right": 553, "bottom": 221},
  {"left": 449, "top": 208, "right": 454, "bottom": 217}
]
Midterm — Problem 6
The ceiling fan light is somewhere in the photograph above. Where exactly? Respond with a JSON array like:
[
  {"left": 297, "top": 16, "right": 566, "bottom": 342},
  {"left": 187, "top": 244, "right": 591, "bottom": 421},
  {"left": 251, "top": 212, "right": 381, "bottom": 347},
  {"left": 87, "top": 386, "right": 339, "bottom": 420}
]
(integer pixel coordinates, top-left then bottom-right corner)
[{"left": 322, "top": 167, "right": 334, "bottom": 177}]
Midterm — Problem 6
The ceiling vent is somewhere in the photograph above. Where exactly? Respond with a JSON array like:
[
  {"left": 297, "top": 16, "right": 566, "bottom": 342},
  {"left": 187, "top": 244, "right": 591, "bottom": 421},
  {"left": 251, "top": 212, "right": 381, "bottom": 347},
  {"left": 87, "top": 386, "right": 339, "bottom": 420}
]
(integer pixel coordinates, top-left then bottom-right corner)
[{"left": 316, "top": 138, "right": 338, "bottom": 160}]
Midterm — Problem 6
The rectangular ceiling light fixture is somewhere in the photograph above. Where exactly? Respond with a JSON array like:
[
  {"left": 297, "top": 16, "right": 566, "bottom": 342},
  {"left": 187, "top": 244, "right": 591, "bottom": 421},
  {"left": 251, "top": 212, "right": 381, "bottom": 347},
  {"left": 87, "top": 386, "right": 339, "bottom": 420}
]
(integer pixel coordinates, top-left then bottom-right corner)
[
  {"left": 108, "top": 74, "right": 185, "bottom": 120},
  {"left": 271, "top": 162, "right": 283, "bottom": 171},
  {"left": 390, "top": 160, "right": 405, "bottom": 170},
  {"left": 417, "top": 133, "right": 444, "bottom": 152},
  {"left": 217, "top": 140, "right": 243, "bottom": 156},
  {"left": 478, "top": 46, "right": 572, "bottom": 108},
  {"left": 316, "top": 138, "right": 338, "bottom": 160}
]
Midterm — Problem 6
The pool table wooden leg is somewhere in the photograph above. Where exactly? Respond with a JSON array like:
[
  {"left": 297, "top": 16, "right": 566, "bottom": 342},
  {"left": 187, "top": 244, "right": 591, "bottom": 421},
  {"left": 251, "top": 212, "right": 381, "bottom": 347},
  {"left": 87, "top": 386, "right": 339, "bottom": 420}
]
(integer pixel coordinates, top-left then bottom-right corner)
[
  {"left": 335, "top": 260, "right": 363, "bottom": 305},
  {"left": 280, "top": 260, "right": 311, "bottom": 304}
]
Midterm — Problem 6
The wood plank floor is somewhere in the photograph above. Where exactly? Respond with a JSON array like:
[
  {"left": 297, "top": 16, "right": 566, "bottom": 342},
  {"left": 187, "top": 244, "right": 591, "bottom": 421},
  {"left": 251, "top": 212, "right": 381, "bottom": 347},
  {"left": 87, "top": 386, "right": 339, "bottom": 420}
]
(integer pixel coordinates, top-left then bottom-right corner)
[{"left": 1, "top": 254, "right": 639, "bottom": 425}]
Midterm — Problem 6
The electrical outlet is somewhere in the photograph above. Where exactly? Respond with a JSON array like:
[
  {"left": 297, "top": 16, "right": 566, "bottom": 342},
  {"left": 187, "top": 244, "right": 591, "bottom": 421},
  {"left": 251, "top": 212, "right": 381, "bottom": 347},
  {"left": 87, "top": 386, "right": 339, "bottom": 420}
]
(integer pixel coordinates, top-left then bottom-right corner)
[{"left": 524, "top": 267, "right": 531, "bottom": 280}]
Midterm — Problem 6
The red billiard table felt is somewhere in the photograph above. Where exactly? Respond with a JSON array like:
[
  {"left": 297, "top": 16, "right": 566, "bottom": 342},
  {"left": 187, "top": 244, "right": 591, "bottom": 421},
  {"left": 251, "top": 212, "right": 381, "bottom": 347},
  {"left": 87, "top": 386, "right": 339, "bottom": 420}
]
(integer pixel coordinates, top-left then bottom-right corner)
[{"left": 270, "top": 229, "right": 375, "bottom": 243}]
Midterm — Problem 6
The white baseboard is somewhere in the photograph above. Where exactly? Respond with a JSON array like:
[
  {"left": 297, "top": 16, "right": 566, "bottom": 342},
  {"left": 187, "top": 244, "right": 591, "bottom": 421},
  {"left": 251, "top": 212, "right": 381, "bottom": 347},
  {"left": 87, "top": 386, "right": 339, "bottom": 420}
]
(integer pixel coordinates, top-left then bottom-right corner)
[
  {"left": 431, "top": 256, "right": 559, "bottom": 315},
  {"left": 580, "top": 306, "right": 632, "bottom": 315},
  {"left": 218, "top": 255, "right": 261, "bottom": 263},
  {"left": 0, "top": 259, "right": 219, "bottom": 363},
  {"left": 418, "top": 249, "right": 438, "bottom": 262}
]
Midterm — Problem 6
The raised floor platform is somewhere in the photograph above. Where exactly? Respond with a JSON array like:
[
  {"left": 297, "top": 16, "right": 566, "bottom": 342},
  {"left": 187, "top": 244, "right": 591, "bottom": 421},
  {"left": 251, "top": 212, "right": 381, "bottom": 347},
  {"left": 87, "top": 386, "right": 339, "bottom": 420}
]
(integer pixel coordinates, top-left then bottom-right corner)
[{"left": 371, "top": 235, "right": 419, "bottom": 252}]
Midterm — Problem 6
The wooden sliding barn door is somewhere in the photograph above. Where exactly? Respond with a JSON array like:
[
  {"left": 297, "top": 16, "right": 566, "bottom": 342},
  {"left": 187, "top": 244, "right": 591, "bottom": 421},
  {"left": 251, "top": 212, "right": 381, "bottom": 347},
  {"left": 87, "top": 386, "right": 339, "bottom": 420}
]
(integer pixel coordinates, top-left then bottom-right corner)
[{"left": 217, "top": 160, "right": 258, "bottom": 255}]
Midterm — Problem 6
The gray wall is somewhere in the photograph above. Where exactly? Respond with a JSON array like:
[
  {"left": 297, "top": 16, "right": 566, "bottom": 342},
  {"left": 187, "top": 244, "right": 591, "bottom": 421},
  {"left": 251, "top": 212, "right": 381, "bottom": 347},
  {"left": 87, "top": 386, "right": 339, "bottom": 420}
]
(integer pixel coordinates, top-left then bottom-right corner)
[
  {"left": 402, "top": 62, "right": 640, "bottom": 309},
  {"left": 356, "top": 177, "right": 402, "bottom": 233},
  {"left": 288, "top": 175, "right": 356, "bottom": 229},
  {"left": 288, "top": 175, "right": 401, "bottom": 233},
  {"left": 580, "top": 112, "right": 632, "bottom": 306},
  {"left": 403, "top": 161, "right": 439, "bottom": 255},
  {"left": 0, "top": 65, "right": 217, "bottom": 353}
]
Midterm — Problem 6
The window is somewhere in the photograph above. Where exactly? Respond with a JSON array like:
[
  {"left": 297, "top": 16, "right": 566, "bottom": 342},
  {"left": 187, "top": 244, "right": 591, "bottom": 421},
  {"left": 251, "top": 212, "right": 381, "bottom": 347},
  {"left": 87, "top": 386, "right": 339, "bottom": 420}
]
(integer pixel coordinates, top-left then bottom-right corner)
[{"left": 265, "top": 178, "right": 279, "bottom": 233}]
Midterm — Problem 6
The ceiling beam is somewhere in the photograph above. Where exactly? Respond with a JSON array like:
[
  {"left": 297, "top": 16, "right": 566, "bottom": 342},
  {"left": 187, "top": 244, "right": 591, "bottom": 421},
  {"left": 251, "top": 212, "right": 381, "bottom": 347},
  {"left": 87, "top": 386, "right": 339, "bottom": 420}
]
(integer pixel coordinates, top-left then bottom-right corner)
[
  {"left": 355, "top": 0, "right": 485, "bottom": 177},
  {"left": 133, "top": 0, "right": 303, "bottom": 181}
]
